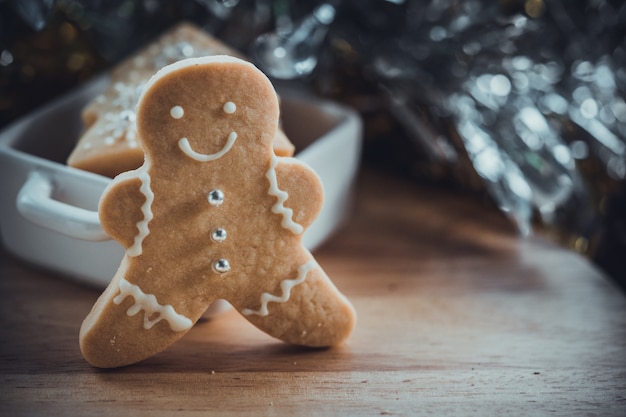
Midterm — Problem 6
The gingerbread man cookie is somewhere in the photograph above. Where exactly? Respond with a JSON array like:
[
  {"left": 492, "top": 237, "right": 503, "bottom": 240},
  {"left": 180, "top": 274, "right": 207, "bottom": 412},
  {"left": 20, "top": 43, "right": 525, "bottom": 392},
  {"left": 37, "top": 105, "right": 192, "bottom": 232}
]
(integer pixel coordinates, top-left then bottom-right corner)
[
  {"left": 67, "top": 23, "right": 294, "bottom": 178},
  {"left": 79, "top": 55, "right": 356, "bottom": 368}
]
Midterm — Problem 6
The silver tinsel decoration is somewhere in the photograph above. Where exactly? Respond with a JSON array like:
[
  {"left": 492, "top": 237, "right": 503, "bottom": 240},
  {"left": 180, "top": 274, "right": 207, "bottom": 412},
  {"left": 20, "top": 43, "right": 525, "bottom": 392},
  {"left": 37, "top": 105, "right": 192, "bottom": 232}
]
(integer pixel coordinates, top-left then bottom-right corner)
[{"left": 2, "top": 0, "right": 625, "bottom": 285}]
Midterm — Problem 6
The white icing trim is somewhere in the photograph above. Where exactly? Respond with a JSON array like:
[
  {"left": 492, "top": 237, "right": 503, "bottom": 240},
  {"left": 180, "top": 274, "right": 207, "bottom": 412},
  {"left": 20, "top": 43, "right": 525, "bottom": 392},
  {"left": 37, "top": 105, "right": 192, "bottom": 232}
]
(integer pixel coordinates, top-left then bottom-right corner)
[
  {"left": 127, "top": 167, "right": 154, "bottom": 257},
  {"left": 266, "top": 156, "right": 304, "bottom": 234},
  {"left": 242, "top": 260, "right": 316, "bottom": 317},
  {"left": 113, "top": 278, "right": 192, "bottom": 332},
  {"left": 178, "top": 132, "right": 237, "bottom": 162}
]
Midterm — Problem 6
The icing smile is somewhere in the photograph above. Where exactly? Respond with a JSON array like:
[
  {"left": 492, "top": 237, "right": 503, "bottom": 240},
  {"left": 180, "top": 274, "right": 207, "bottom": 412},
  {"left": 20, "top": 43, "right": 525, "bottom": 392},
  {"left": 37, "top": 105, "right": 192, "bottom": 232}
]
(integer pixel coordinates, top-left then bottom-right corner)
[{"left": 178, "top": 131, "right": 238, "bottom": 162}]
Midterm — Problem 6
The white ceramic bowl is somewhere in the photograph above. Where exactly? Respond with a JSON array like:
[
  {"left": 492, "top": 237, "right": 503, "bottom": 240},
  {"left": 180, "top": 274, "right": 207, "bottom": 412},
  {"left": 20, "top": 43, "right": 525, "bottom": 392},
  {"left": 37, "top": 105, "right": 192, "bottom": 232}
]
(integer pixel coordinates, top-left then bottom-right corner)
[{"left": 0, "top": 75, "right": 362, "bottom": 290}]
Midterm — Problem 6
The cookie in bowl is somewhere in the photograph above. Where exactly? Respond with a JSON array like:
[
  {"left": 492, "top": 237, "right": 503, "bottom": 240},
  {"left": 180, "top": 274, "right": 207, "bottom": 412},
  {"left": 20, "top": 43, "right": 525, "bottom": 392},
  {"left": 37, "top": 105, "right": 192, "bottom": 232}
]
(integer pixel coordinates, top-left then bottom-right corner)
[{"left": 67, "top": 23, "right": 295, "bottom": 178}]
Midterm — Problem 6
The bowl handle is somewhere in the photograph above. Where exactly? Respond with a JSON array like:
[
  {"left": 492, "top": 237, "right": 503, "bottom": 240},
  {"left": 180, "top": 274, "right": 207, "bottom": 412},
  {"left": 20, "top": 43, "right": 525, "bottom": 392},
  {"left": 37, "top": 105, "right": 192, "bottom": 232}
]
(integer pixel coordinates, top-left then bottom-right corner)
[{"left": 16, "top": 171, "right": 110, "bottom": 241}]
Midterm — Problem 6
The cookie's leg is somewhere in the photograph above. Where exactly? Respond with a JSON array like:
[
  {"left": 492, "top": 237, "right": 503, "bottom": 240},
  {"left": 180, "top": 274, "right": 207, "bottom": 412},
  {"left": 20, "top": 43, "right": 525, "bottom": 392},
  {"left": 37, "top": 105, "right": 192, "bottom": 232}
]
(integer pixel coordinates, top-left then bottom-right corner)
[
  {"left": 79, "top": 264, "right": 196, "bottom": 368},
  {"left": 236, "top": 262, "right": 356, "bottom": 347}
]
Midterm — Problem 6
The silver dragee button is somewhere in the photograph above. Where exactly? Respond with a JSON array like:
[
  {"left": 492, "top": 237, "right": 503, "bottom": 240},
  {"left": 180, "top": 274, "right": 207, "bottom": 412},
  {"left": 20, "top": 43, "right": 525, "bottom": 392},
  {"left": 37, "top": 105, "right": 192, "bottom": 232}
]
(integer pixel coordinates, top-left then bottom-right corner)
[
  {"left": 207, "top": 189, "right": 225, "bottom": 206},
  {"left": 213, "top": 259, "right": 231, "bottom": 273},
  {"left": 211, "top": 228, "right": 227, "bottom": 242}
]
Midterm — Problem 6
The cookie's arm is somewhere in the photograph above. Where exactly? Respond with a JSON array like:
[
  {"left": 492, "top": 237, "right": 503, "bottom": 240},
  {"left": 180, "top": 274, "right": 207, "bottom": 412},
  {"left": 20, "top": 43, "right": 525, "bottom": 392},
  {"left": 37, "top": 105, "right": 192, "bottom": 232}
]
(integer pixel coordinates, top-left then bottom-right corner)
[
  {"left": 272, "top": 158, "right": 324, "bottom": 231},
  {"left": 98, "top": 171, "right": 147, "bottom": 248}
]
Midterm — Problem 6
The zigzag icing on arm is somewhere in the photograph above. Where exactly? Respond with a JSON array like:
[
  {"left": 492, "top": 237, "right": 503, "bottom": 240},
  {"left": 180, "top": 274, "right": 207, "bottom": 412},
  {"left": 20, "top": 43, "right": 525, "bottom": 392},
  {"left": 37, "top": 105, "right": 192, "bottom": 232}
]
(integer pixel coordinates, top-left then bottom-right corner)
[
  {"left": 113, "top": 278, "right": 193, "bottom": 332},
  {"left": 266, "top": 155, "right": 304, "bottom": 234},
  {"left": 127, "top": 167, "right": 154, "bottom": 257},
  {"left": 242, "top": 260, "right": 316, "bottom": 316}
]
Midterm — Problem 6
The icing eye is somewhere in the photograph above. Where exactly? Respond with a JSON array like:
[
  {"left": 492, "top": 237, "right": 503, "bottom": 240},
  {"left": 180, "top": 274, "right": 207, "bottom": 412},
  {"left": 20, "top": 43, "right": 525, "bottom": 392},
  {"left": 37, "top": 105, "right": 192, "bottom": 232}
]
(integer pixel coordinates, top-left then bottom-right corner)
[
  {"left": 211, "top": 228, "right": 227, "bottom": 242},
  {"left": 170, "top": 106, "right": 184, "bottom": 119},
  {"left": 213, "top": 259, "right": 231, "bottom": 273},
  {"left": 208, "top": 189, "right": 225, "bottom": 206},
  {"left": 223, "top": 102, "right": 236, "bottom": 114}
]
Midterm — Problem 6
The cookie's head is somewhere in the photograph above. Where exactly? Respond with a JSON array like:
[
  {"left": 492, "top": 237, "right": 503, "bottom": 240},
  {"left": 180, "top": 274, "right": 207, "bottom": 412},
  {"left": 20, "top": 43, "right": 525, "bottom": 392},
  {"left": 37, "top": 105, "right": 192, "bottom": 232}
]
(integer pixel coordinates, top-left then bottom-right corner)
[{"left": 135, "top": 55, "right": 280, "bottom": 162}]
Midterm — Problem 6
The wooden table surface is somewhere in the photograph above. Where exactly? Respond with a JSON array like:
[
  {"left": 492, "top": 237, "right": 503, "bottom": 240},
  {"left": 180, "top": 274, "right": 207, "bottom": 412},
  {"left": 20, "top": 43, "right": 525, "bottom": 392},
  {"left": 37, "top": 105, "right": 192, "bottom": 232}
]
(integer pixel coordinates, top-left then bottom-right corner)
[{"left": 1, "top": 168, "right": 625, "bottom": 416}]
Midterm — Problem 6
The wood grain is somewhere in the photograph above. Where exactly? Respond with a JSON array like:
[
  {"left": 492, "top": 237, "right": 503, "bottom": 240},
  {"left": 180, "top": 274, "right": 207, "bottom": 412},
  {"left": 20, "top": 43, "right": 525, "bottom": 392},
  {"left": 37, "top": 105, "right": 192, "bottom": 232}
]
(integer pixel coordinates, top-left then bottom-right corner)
[{"left": 1, "top": 168, "right": 625, "bottom": 416}]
